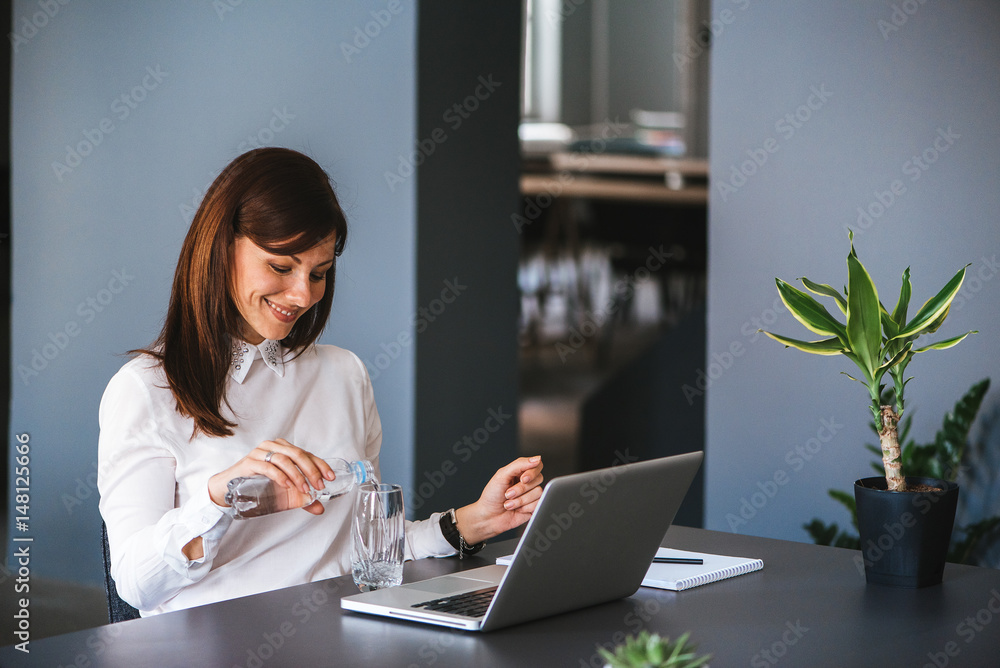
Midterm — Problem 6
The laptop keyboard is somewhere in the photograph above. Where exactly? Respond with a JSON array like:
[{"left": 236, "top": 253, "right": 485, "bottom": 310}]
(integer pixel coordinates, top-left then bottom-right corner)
[{"left": 411, "top": 586, "right": 498, "bottom": 618}]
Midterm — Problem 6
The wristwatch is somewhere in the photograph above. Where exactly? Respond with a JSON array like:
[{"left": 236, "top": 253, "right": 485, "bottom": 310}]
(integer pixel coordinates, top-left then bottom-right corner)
[{"left": 439, "top": 508, "right": 486, "bottom": 559}]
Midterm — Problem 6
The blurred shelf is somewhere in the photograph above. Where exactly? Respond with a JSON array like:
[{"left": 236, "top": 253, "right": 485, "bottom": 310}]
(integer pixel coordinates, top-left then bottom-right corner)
[
  {"left": 521, "top": 152, "right": 708, "bottom": 205},
  {"left": 547, "top": 152, "right": 708, "bottom": 177},
  {"left": 521, "top": 174, "right": 708, "bottom": 205}
]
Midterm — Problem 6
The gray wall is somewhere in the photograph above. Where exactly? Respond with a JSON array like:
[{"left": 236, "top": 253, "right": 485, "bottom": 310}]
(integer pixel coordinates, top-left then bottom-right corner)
[
  {"left": 706, "top": 1, "right": 1000, "bottom": 541},
  {"left": 9, "top": 1, "right": 419, "bottom": 584}
]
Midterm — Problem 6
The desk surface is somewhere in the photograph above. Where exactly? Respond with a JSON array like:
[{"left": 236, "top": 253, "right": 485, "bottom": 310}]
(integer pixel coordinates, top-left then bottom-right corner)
[{"left": 4, "top": 526, "right": 999, "bottom": 667}]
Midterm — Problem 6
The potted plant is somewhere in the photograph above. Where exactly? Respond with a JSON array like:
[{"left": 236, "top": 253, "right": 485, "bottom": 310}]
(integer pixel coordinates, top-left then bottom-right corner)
[
  {"left": 598, "top": 630, "right": 711, "bottom": 668},
  {"left": 762, "top": 231, "right": 976, "bottom": 587},
  {"left": 805, "top": 378, "right": 1000, "bottom": 568}
]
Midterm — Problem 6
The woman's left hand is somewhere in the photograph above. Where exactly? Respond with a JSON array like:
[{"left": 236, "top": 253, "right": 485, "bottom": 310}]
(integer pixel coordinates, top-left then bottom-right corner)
[{"left": 454, "top": 456, "right": 544, "bottom": 545}]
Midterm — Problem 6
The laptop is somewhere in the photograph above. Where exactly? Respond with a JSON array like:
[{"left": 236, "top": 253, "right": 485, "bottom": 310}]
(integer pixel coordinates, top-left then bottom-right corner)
[{"left": 340, "top": 451, "right": 703, "bottom": 632}]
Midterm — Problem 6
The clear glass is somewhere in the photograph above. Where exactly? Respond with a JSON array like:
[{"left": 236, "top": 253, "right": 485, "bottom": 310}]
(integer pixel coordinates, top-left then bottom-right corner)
[
  {"left": 224, "top": 459, "right": 375, "bottom": 519},
  {"left": 352, "top": 482, "right": 405, "bottom": 591}
]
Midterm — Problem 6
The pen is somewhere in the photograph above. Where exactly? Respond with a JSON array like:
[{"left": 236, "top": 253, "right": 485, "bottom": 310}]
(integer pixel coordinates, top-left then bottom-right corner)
[{"left": 653, "top": 557, "right": 704, "bottom": 565}]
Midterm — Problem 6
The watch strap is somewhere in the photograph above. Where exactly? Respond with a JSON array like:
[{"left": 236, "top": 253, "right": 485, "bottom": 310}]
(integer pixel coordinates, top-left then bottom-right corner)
[{"left": 439, "top": 508, "right": 486, "bottom": 559}]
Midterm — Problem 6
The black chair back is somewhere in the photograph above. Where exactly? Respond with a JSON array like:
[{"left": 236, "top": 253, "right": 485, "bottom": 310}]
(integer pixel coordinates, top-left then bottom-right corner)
[{"left": 101, "top": 521, "right": 141, "bottom": 622}]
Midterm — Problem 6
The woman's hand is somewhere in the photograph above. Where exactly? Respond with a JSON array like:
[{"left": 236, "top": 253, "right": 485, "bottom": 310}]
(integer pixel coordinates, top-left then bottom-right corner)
[
  {"left": 207, "top": 438, "right": 335, "bottom": 516},
  {"left": 454, "top": 456, "right": 544, "bottom": 545}
]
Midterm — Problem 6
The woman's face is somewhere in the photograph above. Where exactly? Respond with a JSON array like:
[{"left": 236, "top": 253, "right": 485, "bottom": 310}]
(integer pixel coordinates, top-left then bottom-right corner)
[{"left": 231, "top": 234, "right": 337, "bottom": 344}]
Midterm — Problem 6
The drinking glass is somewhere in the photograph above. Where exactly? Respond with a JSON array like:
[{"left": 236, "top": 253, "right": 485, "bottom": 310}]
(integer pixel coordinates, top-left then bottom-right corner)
[{"left": 351, "top": 483, "right": 405, "bottom": 591}]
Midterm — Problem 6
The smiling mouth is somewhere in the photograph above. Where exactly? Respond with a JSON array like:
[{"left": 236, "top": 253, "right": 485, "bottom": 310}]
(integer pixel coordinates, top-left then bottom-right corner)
[{"left": 264, "top": 298, "right": 297, "bottom": 321}]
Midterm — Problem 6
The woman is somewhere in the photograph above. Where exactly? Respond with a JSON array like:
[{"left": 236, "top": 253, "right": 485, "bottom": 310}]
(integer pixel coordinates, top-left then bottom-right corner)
[{"left": 98, "top": 148, "right": 543, "bottom": 616}]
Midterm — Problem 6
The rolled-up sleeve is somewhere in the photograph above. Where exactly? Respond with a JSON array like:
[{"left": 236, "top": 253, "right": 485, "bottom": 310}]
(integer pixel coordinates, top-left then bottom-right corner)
[
  {"left": 405, "top": 513, "right": 456, "bottom": 560},
  {"left": 98, "top": 367, "right": 233, "bottom": 613}
]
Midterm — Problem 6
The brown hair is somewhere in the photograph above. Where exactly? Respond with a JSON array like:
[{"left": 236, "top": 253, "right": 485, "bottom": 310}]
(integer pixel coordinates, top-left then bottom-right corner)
[{"left": 137, "top": 148, "right": 348, "bottom": 437}]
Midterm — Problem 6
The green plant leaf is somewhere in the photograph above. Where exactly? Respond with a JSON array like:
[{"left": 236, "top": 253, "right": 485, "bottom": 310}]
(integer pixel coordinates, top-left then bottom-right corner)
[
  {"left": 877, "top": 341, "right": 913, "bottom": 374},
  {"left": 890, "top": 266, "right": 911, "bottom": 327},
  {"left": 841, "top": 371, "right": 867, "bottom": 386},
  {"left": 775, "top": 278, "right": 848, "bottom": 340},
  {"left": 799, "top": 276, "right": 847, "bottom": 314},
  {"left": 840, "top": 350, "right": 874, "bottom": 382},
  {"left": 880, "top": 303, "right": 900, "bottom": 340},
  {"left": 667, "top": 633, "right": 686, "bottom": 661},
  {"left": 845, "top": 252, "right": 882, "bottom": 379},
  {"left": 804, "top": 518, "right": 859, "bottom": 549},
  {"left": 912, "top": 330, "right": 977, "bottom": 353},
  {"left": 950, "top": 516, "right": 1000, "bottom": 565},
  {"left": 761, "top": 331, "right": 845, "bottom": 355},
  {"left": 828, "top": 489, "right": 857, "bottom": 522},
  {"left": 926, "top": 378, "right": 991, "bottom": 481},
  {"left": 892, "top": 264, "right": 969, "bottom": 340}
]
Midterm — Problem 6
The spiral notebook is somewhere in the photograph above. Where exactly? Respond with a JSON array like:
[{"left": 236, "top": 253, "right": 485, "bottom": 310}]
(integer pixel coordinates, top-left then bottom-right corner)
[
  {"left": 495, "top": 546, "right": 762, "bottom": 592},
  {"left": 642, "top": 548, "right": 763, "bottom": 591}
]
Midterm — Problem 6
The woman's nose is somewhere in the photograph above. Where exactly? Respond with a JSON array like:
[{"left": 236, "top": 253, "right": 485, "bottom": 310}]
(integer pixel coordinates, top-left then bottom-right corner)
[{"left": 285, "top": 273, "right": 311, "bottom": 306}]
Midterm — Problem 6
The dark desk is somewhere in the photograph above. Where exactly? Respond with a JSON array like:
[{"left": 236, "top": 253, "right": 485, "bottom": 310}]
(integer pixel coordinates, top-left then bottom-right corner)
[{"left": 4, "top": 526, "right": 999, "bottom": 667}]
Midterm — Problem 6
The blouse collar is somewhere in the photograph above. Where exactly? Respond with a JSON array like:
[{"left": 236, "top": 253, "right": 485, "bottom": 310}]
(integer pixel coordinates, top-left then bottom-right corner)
[{"left": 230, "top": 338, "right": 285, "bottom": 383}]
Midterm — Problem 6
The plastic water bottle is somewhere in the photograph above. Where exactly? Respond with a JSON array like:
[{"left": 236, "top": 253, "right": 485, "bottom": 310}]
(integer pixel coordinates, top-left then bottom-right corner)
[{"left": 224, "top": 459, "right": 375, "bottom": 519}]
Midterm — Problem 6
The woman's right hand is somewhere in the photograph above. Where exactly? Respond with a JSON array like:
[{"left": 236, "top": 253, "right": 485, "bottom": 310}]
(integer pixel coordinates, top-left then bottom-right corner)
[{"left": 207, "top": 438, "right": 335, "bottom": 515}]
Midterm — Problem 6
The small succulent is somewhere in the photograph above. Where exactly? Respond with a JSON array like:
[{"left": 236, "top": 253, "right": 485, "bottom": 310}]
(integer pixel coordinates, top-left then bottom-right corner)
[{"left": 597, "top": 630, "right": 711, "bottom": 668}]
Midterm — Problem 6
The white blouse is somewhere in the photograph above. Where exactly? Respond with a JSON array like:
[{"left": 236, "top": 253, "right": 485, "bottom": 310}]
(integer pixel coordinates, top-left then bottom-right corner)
[{"left": 98, "top": 341, "right": 454, "bottom": 616}]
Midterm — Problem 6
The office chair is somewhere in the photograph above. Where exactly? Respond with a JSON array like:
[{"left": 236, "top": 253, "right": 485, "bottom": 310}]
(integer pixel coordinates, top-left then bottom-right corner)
[{"left": 101, "top": 521, "right": 141, "bottom": 622}]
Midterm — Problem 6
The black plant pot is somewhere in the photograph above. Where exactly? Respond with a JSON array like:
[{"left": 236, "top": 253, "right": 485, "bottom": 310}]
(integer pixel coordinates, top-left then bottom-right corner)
[{"left": 854, "top": 476, "right": 959, "bottom": 588}]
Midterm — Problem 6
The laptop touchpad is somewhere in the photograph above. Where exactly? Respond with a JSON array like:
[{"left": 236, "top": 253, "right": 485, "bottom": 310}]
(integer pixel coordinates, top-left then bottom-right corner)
[{"left": 407, "top": 575, "right": 493, "bottom": 595}]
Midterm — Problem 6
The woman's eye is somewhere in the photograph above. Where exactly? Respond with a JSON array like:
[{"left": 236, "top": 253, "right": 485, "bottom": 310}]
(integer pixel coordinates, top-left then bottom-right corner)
[
  {"left": 269, "top": 264, "right": 291, "bottom": 275},
  {"left": 310, "top": 273, "right": 327, "bottom": 283}
]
